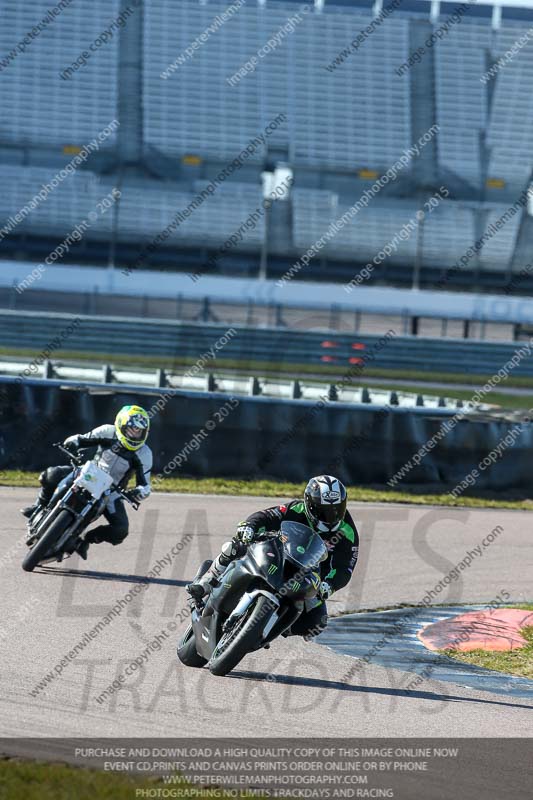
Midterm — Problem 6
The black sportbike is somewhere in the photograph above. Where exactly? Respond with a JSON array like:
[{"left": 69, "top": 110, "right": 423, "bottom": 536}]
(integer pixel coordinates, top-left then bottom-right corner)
[
  {"left": 22, "top": 443, "right": 139, "bottom": 572},
  {"left": 177, "top": 520, "right": 328, "bottom": 676}
]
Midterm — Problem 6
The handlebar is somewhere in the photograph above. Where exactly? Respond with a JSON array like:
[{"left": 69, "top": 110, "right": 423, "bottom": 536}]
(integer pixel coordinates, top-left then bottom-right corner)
[
  {"left": 254, "top": 531, "right": 281, "bottom": 542},
  {"left": 54, "top": 441, "right": 83, "bottom": 466},
  {"left": 120, "top": 490, "right": 141, "bottom": 511},
  {"left": 53, "top": 442, "right": 140, "bottom": 511}
]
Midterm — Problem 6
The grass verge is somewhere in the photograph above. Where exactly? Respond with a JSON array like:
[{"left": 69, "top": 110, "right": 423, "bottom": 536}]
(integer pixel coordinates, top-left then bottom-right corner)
[
  {"left": 0, "top": 758, "right": 270, "bottom": 800},
  {"left": 441, "top": 624, "right": 533, "bottom": 680},
  {"left": 1, "top": 471, "right": 533, "bottom": 510}
]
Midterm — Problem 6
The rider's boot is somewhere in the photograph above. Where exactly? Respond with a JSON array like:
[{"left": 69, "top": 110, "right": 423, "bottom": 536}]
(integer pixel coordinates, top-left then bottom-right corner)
[
  {"left": 74, "top": 536, "right": 90, "bottom": 561},
  {"left": 21, "top": 502, "right": 41, "bottom": 519},
  {"left": 21, "top": 474, "right": 52, "bottom": 519},
  {"left": 187, "top": 555, "right": 227, "bottom": 601},
  {"left": 187, "top": 540, "right": 244, "bottom": 601},
  {"left": 21, "top": 488, "right": 48, "bottom": 519}
]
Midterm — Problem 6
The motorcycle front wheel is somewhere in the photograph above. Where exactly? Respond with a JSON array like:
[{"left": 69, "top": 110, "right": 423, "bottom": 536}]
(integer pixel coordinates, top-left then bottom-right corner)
[
  {"left": 22, "top": 509, "right": 74, "bottom": 572},
  {"left": 208, "top": 595, "right": 277, "bottom": 677}
]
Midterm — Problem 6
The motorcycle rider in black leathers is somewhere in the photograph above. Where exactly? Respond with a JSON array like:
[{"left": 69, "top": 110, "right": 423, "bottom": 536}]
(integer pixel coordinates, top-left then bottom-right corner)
[
  {"left": 188, "top": 475, "right": 359, "bottom": 640},
  {"left": 21, "top": 405, "right": 152, "bottom": 560}
]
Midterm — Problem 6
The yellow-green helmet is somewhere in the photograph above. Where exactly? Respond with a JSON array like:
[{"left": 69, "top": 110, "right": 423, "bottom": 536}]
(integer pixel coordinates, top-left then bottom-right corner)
[{"left": 115, "top": 405, "right": 150, "bottom": 451}]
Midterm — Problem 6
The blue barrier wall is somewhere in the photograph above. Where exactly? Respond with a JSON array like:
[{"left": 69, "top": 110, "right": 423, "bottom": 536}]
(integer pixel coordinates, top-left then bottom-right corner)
[{"left": 0, "top": 377, "right": 532, "bottom": 492}]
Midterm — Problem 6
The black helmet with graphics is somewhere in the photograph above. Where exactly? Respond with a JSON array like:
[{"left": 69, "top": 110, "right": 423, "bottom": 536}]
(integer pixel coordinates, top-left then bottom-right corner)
[{"left": 304, "top": 475, "right": 347, "bottom": 534}]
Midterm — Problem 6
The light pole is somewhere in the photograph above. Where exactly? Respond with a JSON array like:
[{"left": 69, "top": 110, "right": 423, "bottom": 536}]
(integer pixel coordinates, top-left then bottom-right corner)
[
  {"left": 259, "top": 164, "right": 293, "bottom": 281},
  {"left": 259, "top": 198, "right": 270, "bottom": 282},
  {"left": 412, "top": 209, "right": 425, "bottom": 290}
]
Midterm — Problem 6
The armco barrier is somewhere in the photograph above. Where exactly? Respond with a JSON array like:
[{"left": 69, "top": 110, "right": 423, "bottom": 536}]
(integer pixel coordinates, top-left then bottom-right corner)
[
  {"left": 1, "top": 377, "right": 532, "bottom": 490},
  {"left": 1, "top": 310, "right": 533, "bottom": 376}
]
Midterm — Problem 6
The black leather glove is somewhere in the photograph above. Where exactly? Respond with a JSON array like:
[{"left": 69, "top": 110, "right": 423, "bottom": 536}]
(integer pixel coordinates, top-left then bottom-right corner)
[{"left": 63, "top": 436, "right": 79, "bottom": 453}]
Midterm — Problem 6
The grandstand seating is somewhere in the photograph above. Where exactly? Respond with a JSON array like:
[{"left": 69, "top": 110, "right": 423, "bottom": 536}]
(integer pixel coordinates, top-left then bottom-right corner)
[
  {"left": 293, "top": 190, "right": 521, "bottom": 272},
  {"left": 434, "top": 19, "right": 533, "bottom": 195},
  {"left": 117, "top": 178, "right": 264, "bottom": 248},
  {"left": 434, "top": 24, "right": 489, "bottom": 191},
  {"left": 143, "top": 1, "right": 411, "bottom": 171},
  {"left": 487, "top": 24, "right": 533, "bottom": 190},
  {"left": 420, "top": 203, "right": 478, "bottom": 270},
  {"left": 478, "top": 204, "right": 523, "bottom": 271},
  {"left": 0, "top": 164, "right": 264, "bottom": 248},
  {"left": 1, "top": 0, "right": 533, "bottom": 285},
  {"left": 0, "top": 163, "right": 523, "bottom": 276},
  {"left": 0, "top": 165, "right": 113, "bottom": 239},
  {"left": 293, "top": 192, "right": 420, "bottom": 264},
  {"left": 0, "top": 0, "right": 120, "bottom": 150}
]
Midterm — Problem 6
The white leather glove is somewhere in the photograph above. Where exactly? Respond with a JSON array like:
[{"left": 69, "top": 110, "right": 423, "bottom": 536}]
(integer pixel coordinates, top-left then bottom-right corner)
[
  {"left": 128, "top": 485, "right": 150, "bottom": 502},
  {"left": 135, "top": 485, "right": 151, "bottom": 499}
]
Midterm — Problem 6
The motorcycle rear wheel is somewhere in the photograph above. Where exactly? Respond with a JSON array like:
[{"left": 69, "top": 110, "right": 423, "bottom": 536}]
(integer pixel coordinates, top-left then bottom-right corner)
[
  {"left": 22, "top": 509, "right": 74, "bottom": 573},
  {"left": 177, "top": 624, "right": 208, "bottom": 668}
]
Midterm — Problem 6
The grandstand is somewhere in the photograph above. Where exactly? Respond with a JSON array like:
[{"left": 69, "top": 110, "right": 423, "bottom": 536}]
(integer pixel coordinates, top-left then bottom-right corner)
[
  {"left": 1, "top": 0, "right": 533, "bottom": 293},
  {"left": 0, "top": 1, "right": 120, "bottom": 150}
]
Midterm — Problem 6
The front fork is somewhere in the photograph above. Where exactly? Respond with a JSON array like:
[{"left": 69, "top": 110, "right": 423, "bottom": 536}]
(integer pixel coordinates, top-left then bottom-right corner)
[
  {"left": 28, "top": 474, "right": 74, "bottom": 539},
  {"left": 262, "top": 600, "right": 303, "bottom": 645},
  {"left": 28, "top": 487, "right": 102, "bottom": 551}
]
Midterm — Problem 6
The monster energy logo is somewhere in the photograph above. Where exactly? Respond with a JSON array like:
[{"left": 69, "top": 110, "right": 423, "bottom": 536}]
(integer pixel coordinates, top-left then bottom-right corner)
[
  {"left": 268, "top": 564, "right": 278, "bottom": 574},
  {"left": 291, "top": 580, "right": 301, "bottom": 591}
]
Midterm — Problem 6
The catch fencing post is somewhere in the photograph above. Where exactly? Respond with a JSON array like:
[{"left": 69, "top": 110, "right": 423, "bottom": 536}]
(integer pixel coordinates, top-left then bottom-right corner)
[
  {"left": 246, "top": 298, "right": 254, "bottom": 326},
  {"left": 9, "top": 282, "right": 17, "bottom": 309}
]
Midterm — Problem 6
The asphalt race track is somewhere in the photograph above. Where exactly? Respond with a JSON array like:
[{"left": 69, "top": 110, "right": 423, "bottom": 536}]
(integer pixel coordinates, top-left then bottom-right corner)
[{"left": 1, "top": 489, "right": 532, "bottom": 741}]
